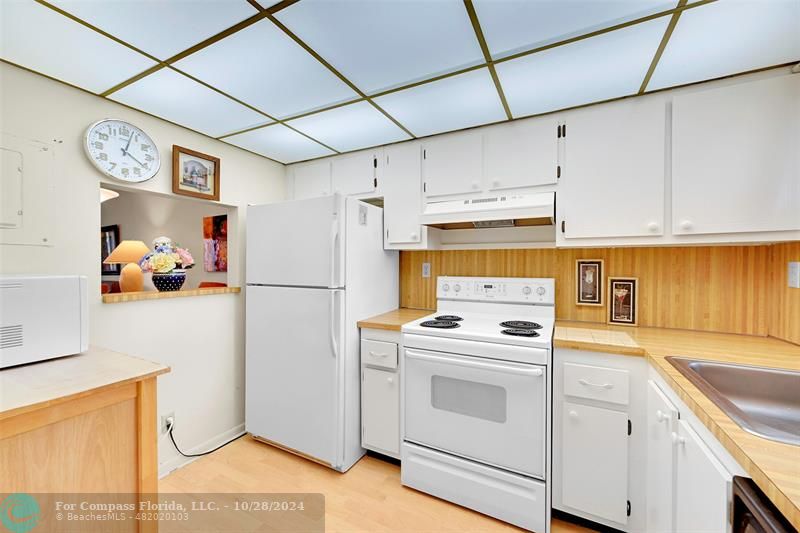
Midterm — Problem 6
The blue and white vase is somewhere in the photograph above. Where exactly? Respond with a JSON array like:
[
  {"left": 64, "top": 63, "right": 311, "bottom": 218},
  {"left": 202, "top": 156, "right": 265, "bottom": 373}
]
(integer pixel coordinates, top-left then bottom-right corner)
[{"left": 152, "top": 269, "right": 186, "bottom": 292}]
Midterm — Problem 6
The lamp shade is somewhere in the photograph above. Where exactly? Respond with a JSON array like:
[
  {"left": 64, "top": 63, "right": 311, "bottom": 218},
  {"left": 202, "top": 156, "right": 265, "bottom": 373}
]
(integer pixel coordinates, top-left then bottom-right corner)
[{"left": 104, "top": 240, "right": 150, "bottom": 264}]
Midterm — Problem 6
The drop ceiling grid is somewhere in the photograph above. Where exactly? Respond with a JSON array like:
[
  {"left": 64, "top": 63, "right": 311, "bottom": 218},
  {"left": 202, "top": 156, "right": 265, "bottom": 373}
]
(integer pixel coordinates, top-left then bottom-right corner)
[{"left": 6, "top": 0, "right": 796, "bottom": 164}]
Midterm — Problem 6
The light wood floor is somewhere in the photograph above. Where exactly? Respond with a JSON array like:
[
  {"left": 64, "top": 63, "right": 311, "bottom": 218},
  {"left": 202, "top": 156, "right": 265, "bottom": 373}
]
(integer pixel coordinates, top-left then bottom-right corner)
[{"left": 161, "top": 436, "right": 596, "bottom": 533}]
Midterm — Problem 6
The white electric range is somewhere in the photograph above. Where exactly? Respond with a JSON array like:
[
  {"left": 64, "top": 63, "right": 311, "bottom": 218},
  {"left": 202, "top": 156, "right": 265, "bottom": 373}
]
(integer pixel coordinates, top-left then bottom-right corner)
[{"left": 401, "top": 276, "right": 554, "bottom": 533}]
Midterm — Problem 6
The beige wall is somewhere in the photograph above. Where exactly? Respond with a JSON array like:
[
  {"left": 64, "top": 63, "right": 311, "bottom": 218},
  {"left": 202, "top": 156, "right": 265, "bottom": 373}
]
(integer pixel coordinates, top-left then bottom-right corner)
[
  {"left": 0, "top": 62, "right": 286, "bottom": 474},
  {"left": 101, "top": 188, "right": 232, "bottom": 290}
]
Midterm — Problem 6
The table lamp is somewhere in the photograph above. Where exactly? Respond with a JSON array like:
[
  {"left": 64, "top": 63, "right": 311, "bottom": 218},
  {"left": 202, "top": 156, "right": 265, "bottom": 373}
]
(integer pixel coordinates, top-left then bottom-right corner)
[{"left": 104, "top": 240, "right": 150, "bottom": 292}]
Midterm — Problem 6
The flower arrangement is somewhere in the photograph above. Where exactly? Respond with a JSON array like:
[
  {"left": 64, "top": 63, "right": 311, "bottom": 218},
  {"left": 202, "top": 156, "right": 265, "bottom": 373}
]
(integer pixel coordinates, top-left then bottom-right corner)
[{"left": 139, "top": 236, "right": 195, "bottom": 274}]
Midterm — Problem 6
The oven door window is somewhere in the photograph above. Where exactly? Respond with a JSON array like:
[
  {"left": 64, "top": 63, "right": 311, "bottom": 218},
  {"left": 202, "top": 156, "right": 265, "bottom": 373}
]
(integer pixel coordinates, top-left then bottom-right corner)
[
  {"left": 405, "top": 348, "right": 546, "bottom": 479},
  {"left": 431, "top": 375, "right": 507, "bottom": 423}
]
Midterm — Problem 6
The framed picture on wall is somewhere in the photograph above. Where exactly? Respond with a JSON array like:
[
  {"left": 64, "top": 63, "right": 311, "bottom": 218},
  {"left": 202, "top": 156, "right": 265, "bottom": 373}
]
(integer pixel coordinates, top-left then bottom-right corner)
[
  {"left": 172, "top": 145, "right": 220, "bottom": 201},
  {"left": 101, "top": 224, "right": 120, "bottom": 275},
  {"left": 576, "top": 259, "right": 603, "bottom": 306},
  {"left": 608, "top": 277, "right": 638, "bottom": 326}
]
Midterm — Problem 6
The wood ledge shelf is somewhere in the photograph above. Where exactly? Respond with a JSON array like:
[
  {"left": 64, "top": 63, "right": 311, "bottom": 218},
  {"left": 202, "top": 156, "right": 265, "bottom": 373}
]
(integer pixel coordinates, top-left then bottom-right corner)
[{"left": 103, "top": 286, "right": 241, "bottom": 304}]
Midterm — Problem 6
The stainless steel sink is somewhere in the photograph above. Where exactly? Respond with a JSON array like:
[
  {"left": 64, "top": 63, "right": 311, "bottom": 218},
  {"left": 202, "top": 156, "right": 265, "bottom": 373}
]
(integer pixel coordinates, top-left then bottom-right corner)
[{"left": 666, "top": 357, "right": 800, "bottom": 446}]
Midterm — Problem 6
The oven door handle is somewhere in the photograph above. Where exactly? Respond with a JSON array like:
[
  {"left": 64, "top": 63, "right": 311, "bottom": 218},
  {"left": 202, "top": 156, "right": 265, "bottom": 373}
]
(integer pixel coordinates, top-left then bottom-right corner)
[{"left": 405, "top": 349, "right": 544, "bottom": 377}]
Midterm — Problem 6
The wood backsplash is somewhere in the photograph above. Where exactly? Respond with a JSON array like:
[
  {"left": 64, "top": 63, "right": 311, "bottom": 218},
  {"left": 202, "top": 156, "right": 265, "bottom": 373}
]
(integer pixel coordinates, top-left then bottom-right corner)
[
  {"left": 769, "top": 242, "right": 800, "bottom": 344},
  {"left": 400, "top": 246, "right": 786, "bottom": 338}
]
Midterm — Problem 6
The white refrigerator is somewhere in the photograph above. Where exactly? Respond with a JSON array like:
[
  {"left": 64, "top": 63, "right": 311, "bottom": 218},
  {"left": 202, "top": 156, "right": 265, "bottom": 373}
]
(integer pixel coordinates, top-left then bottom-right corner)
[{"left": 246, "top": 194, "right": 398, "bottom": 472}]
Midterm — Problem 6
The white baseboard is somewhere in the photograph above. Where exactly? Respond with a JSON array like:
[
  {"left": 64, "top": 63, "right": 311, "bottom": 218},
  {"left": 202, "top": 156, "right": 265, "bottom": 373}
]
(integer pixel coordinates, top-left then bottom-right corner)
[{"left": 158, "top": 423, "right": 246, "bottom": 479}]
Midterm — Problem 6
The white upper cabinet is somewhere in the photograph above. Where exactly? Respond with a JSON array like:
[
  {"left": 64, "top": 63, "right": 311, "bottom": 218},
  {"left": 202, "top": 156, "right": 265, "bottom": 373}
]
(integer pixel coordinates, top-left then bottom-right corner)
[
  {"left": 674, "top": 419, "right": 733, "bottom": 533},
  {"left": 422, "top": 131, "right": 483, "bottom": 198},
  {"left": 559, "top": 97, "right": 666, "bottom": 240},
  {"left": 483, "top": 118, "right": 560, "bottom": 191},
  {"left": 383, "top": 141, "right": 427, "bottom": 248},
  {"left": 331, "top": 149, "right": 379, "bottom": 197},
  {"left": 672, "top": 74, "right": 800, "bottom": 236},
  {"left": 290, "top": 159, "right": 331, "bottom": 200}
]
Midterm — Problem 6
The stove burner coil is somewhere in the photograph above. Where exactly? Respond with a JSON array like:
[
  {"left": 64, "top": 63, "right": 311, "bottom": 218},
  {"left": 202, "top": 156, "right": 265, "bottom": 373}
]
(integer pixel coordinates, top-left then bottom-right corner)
[
  {"left": 501, "top": 328, "right": 540, "bottom": 337},
  {"left": 420, "top": 320, "right": 461, "bottom": 329}
]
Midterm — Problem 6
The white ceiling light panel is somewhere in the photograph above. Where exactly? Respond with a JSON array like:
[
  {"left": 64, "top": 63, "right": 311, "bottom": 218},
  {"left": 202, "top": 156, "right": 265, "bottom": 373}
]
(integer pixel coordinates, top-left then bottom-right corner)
[
  {"left": 224, "top": 124, "right": 335, "bottom": 163},
  {"left": 495, "top": 17, "right": 670, "bottom": 118},
  {"left": 174, "top": 19, "right": 359, "bottom": 119},
  {"left": 0, "top": 0, "right": 156, "bottom": 93},
  {"left": 374, "top": 68, "right": 506, "bottom": 137},
  {"left": 275, "top": 0, "right": 484, "bottom": 94},
  {"left": 46, "top": 0, "right": 258, "bottom": 60},
  {"left": 473, "top": 0, "right": 677, "bottom": 59},
  {"left": 287, "top": 101, "right": 411, "bottom": 153},
  {"left": 110, "top": 68, "right": 272, "bottom": 138},
  {"left": 648, "top": 0, "right": 800, "bottom": 91}
]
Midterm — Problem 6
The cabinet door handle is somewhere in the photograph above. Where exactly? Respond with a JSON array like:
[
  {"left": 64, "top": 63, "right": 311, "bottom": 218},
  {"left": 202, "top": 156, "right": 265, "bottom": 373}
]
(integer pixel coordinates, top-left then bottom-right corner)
[
  {"left": 568, "top": 410, "right": 578, "bottom": 418},
  {"left": 387, "top": 377, "right": 394, "bottom": 384},
  {"left": 671, "top": 432, "right": 685, "bottom": 445},
  {"left": 369, "top": 351, "right": 388, "bottom": 358},
  {"left": 656, "top": 409, "right": 668, "bottom": 422},
  {"left": 578, "top": 378, "right": 614, "bottom": 389}
]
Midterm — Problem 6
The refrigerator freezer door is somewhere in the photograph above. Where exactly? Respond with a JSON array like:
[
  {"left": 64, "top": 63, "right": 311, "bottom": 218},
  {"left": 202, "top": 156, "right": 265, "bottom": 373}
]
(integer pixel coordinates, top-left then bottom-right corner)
[
  {"left": 246, "top": 285, "right": 344, "bottom": 467},
  {"left": 247, "top": 195, "right": 345, "bottom": 288}
]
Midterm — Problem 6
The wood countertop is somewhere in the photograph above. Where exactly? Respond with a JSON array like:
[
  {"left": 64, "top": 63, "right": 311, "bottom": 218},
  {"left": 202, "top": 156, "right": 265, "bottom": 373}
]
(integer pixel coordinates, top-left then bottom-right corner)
[
  {"left": 103, "top": 286, "right": 240, "bottom": 304},
  {"left": 357, "top": 308, "right": 433, "bottom": 331},
  {"left": 358, "top": 309, "right": 800, "bottom": 526},
  {"left": 0, "top": 346, "right": 170, "bottom": 420}
]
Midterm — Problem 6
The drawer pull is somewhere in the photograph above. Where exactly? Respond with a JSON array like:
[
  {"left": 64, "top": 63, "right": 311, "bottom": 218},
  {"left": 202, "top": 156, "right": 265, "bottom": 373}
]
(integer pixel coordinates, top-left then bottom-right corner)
[
  {"left": 578, "top": 378, "right": 614, "bottom": 389},
  {"left": 369, "top": 351, "right": 389, "bottom": 358}
]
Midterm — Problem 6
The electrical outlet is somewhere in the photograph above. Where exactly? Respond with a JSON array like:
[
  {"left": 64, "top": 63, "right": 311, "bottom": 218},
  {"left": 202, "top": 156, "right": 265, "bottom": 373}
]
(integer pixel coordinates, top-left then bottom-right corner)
[
  {"left": 422, "top": 262, "right": 431, "bottom": 278},
  {"left": 789, "top": 261, "right": 800, "bottom": 289},
  {"left": 161, "top": 412, "right": 175, "bottom": 434}
]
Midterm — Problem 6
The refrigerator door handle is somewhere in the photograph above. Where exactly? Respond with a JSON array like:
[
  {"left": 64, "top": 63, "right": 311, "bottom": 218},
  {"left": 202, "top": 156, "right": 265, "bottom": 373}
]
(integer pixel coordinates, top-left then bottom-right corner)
[
  {"left": 329, "top": 290, "right": 339, "bottom": 359},
  {"left": 329, "top": 216, "right": 339, "bottom": 289}
]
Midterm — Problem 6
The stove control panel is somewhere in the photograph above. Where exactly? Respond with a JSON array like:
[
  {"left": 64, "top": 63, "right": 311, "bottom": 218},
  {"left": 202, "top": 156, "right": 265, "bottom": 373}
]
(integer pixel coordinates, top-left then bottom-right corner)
[{"left": 437, "top": 276, "right": 555, "bottom": 305}]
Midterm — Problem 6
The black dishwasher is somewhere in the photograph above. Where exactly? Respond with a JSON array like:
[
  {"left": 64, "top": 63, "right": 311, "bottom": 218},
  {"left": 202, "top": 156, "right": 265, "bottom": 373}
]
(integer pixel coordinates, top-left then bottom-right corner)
[{"left": 733, "top": 476, "right": 797, "bottom": 533}]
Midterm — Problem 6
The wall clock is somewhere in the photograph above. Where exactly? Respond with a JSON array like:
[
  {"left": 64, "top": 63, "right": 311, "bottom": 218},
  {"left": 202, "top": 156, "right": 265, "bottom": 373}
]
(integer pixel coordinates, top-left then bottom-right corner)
[{"left": 84, "top": 119, "right": 160, "bottom": 183}]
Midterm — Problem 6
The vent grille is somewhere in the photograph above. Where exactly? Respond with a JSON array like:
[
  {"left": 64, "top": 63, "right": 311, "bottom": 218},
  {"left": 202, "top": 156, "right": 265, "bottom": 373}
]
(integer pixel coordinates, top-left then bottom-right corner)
[{"left": 0, "top": 324, "right": 23, "bottom": 349}]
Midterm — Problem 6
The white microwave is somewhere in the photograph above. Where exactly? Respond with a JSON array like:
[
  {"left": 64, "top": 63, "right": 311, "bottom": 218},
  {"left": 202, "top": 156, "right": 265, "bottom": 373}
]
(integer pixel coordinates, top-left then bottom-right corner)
[{"left": 0, "top": 275, "right": 88, "bottom": 369}]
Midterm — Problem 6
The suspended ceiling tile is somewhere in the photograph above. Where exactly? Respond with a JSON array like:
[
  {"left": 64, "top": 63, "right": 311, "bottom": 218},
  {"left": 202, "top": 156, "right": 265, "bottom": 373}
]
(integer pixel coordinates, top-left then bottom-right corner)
[
  {"left": 473, "top": 0, "right": 677, "bottom": 59},
  {"left": 286, "top": 101, "right": 411, "bottom": 153},
  {"left": 0, "top": 0, "right": 156, "bottom": 94},
  {"left": 275, "top": 0, "right": 484, "bottom": 94},
  {"left": 373, "top": 68, "right": 506, "bottom": 137},
  {"left": 495, "top": 17, "right": 669, "bottom": 118},
  {"left": 173, "top": 19, "right": 359, "bottom": 119},
  {"left": 46, "top": 0, "right": 258, "bottom": 60},
  {"left": 110, "top": 68, "right": 271, "bottom": 138},
  {"left": 223, "top": 124, "right": 335, "bottom": 163},
  {"left": 648, "top": 0, "right": 800, "bottom": 91}
]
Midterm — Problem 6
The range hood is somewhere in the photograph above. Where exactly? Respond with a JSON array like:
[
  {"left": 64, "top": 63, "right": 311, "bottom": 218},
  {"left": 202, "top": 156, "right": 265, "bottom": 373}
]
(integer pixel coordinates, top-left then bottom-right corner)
[{"left": 420, "top": 191, "right": 555, "bottom": 230}]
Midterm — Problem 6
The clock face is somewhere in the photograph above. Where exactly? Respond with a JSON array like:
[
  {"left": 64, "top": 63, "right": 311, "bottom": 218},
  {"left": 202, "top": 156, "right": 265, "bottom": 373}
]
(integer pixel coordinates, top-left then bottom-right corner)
[{"left": 84, "top": 119, "right": 160, "bottom": 182}]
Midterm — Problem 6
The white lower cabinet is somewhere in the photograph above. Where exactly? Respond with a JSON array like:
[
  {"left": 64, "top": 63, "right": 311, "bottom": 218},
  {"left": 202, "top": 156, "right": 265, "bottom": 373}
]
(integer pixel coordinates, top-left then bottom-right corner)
[
  {"left": 647, "top": 369, "right": 744, "bottom": 533},
  {"left": 553, "top": 349, "right": 647, "bottom": 531},
  {"left": 561, "top": 401, "right": 629, "bottom": 524},
  {"left": 360, "top": 329, "right": 400, "bottom": 458}
]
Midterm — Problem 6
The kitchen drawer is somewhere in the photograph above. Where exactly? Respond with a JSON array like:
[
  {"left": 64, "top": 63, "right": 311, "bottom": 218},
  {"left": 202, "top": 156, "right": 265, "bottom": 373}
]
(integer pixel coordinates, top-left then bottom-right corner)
[
  {"left": 563, "top": 362, "right": 630, "bottom": 406},
  {"left": 402, "top": 442, "right": 547, "bottom": 533},
  {"left": 361, "top": 339, "right": 398, "bottom": 370}
]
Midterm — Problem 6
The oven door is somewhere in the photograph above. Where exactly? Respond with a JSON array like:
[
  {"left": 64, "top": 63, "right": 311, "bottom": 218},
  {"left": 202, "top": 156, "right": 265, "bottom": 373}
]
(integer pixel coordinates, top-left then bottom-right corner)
[{"left": 404, "top": 348, "right": 546, "bottom": 479}]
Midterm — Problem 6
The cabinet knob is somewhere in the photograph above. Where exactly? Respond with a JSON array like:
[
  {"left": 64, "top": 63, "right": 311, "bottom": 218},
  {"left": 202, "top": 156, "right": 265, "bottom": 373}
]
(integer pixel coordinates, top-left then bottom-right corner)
[
  {"left": 492, "top": 179, "right": 500, "bottom": 187},
  {"left": 671, "top": 432, "right": 685, "bottom": 445},
  {"left": 656, "top": 410, "right": 668, "bottom": 422},
  {"left": 410, "top": 232, "right": 418, "bottom": 241},
  {"left": 647, "top": 222, "right": 660, "bottom": 232},
  {"left": 387, "top": 376, "right": 394, "bottom": 384},
  {"left": 680, "top": 220, "right": 693, "bottom": 231},
  {"left": 568, "top": 410, "right": 578, "bottom": 419},
  {"left": 471, "top": 181, "right": 479, "bottom": 189}
]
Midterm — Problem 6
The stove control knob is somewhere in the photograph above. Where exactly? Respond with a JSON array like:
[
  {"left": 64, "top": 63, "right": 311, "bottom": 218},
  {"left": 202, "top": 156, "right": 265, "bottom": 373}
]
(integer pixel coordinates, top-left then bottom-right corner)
[
  {"left": 442, "top": 283, "right": 450, "bottom": 292},
  {"left": 536, "top": 286, "right": 546, "bottom": 296},
  {"left": 454, "top": 284, "right": 461, "bottom": 293},
  {"left": 522, "top": 286, "right": 532, "bottom": 295}
]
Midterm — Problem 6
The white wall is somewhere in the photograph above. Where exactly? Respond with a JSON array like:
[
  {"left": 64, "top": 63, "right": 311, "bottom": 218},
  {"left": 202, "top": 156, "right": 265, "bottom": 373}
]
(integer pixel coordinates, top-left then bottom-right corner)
[
  {"left": 0, "top": 62, "right": 286, "bottom": 475},
  {"left": 101, "top": 188, "right": 231, "bottom": 290}
]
